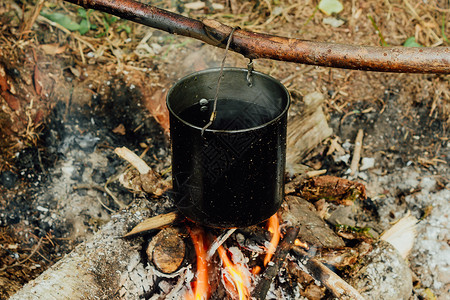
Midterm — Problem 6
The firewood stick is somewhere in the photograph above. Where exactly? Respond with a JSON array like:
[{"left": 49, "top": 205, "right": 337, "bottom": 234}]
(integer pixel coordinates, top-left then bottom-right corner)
[
  {"left": 252, "top": 226, "right": 300, "bottom": 300},
  {"left": 123, "top": 211, "right": 179, "bottom": 237},
  {"left": 291, "top": 246, "right": 365, "bottom": 300},
  {"left": 115, "top": 147, "right": 151, "bottom": 175},
  {"left": 350, "top": 129, "right": 364, "bottom": 176},
  {"left": 63, "top": 0, "right": 450, "bottom": 74}
]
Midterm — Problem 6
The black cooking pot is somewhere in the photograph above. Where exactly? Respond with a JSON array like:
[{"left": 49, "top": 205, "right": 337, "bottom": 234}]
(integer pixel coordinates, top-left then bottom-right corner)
[{"left": 167, "top": 68, "right": 290, "bottom": 228}]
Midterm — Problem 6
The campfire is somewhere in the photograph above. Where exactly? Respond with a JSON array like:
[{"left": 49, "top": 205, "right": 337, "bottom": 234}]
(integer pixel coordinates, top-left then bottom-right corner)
[
  {"left": 4, "top": 0, "right": 442, "bottom": 298},
  {"left": 112, "top": 146, "right": 382, "bottom": 300}
]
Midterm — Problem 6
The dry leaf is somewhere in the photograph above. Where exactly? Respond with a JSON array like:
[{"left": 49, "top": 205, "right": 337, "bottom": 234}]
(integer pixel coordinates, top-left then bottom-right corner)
[
  {"left": 112, "top": 124, "right": 126, "bottom": 135},
  {"left": 143, "top": 87, "right": 170, "bottom": 133},
  {"left": 39, "top": 43, "right": 67, "bottom": 55}
]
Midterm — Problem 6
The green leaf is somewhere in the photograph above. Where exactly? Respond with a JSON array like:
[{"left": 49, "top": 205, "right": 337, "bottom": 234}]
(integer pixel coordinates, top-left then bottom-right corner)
[
  {"left": 403, "top": 37, "right": 423, "bottom": 47},
  {"left": 41, "top": 12, "right": 80, "bottom": 31},
  {"left": 442, "top": 14, "right": 449, "bottom": 43},
  {"left": 117, "top": 24, "right": 131, "bottom": 34},
  {"left": 318, "top": 0, "right": 344, "bottom": 16},
  {"left": 77, "top": 8, "right": 87, "bottom": 18},
  {"left": 79, "top": 19, "right": 90, "bottom": 35}
]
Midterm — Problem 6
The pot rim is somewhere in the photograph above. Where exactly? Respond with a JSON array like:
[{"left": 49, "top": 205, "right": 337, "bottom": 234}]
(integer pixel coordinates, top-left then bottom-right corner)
[{"left": 166, "top": 67, "right": 290, "bottom": 134}]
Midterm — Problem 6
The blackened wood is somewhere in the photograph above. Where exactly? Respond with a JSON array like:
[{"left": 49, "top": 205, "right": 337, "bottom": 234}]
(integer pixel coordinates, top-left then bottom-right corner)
[
  {"left": 64, "top": 0, "right": 450, "bottom": 73},
  {"left": 252, "top": 226, "right": 299, "bottom": 300}
]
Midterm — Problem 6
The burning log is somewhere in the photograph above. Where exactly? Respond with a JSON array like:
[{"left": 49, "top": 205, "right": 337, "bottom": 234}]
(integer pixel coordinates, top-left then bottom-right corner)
[
  {"left": 63, "top": 0, "right": 450, "bottom": 73},
  {"left": 252, "top": 226, "right": 300, "bottom": 300},
  {"left": 146, "top": 227, "right": 186, "bottom": 274}
]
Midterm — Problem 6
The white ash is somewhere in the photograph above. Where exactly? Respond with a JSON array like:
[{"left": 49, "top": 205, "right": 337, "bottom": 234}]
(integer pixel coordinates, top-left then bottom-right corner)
[
  {"left": 365, "top": 166, "right": 449, "bottom": 297},
  {"left": 360, "top": 157, "right": 375, "bottom": 171},
  {"left": 405, "top": 178, "right": 450, "bottom": 293}
]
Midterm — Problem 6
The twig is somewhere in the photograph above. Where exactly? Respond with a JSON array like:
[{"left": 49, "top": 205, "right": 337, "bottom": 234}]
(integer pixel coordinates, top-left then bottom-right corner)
[
  {"left": 63, "top": 0, "right": 450, "bottom": 74},
  {"left": 306, "top": 169, "right": 327, "bottom": 178},
  {"left": 123, "top": 211, "right": 179, "bottom": 237},
  {"left": 350, "top": 129, "right": 364, "bottom": 176},
  {"left": 73, "top": 184, "right": 119, "bottom": 212},
  {"left": 291, "top": 246, "right": 365, "bottom": 300},
  {"left": 20, "top": 0, "right": 45, "bottom": 38},
  {"left": 207, "top": 228, "right": 236, "bottom": 260},
  {"left": 0, "top": 236, "right": 44, "bottom": 272},
  {"left": 252, "top": 226, "right": 299, "bottom": 300},
  {"left": 104, "top": 172, "right": 126, "bottom": 209},
  {"left": 115, "top": 147, "right": 151, "bottom": 175}
]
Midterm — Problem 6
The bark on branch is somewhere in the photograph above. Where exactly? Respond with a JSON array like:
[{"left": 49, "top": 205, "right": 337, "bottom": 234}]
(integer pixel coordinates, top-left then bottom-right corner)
[{"left": 64, "top": 0, "right": 450, "bottom": 73}]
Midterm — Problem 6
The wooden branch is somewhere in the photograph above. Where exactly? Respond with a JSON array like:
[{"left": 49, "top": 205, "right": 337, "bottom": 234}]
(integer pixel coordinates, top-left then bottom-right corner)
[
  {"left": 63, "top": 0, "right": 450, "bottom": 73},
  {"left": 291, "top": 246, "right": 365, "bottom": 300},
  {"left": 350, "top": 129, "right": 364, "bottom": 176}
]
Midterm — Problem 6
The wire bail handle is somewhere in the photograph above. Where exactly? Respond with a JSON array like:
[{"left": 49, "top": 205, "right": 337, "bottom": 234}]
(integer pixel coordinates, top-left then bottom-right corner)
[
  {"left": 247, "top": 59, "right": 254, "bottom": 87},
  {"left": 201, "top": 26, "right": 239, "bottom": 135}
]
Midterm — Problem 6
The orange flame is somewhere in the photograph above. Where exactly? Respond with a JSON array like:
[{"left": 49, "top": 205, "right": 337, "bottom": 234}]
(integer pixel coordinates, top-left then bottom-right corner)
[
  {"left": 187, "top": 227, "right": 209, "bottom": 300},
  {"left": 217, "top": 245, "right": 250, "bottom": 300},
  {"left": 253, "top": 213, "right": 281, "bottom": 274},
  {"left": 294, "top": 239, "right": 309, "bottom": 250}
]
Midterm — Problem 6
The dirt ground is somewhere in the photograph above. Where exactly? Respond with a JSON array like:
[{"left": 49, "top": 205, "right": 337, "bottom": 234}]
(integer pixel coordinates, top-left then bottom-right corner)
[{"left": 0, "top": 0, "right": 449, "bottom": 299}]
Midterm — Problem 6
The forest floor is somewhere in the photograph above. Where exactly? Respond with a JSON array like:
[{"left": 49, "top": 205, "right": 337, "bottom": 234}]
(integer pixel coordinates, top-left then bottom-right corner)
[{"left": 0, "top": 0, "right": 448, "bottom": 298}]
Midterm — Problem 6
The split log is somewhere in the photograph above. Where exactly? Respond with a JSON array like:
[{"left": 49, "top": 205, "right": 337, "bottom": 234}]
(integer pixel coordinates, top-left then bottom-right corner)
[
  {"left": 62, "top": 0, "right": 450, "bottom": 73},
  {"left": 286, "top": 91, "right": 333, "bottom": 167}
]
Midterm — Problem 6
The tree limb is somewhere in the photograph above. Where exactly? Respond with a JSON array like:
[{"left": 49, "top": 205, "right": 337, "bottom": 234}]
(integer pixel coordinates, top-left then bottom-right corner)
[{"left": 64, "top": 0, "right": 450, "bottom": 73}]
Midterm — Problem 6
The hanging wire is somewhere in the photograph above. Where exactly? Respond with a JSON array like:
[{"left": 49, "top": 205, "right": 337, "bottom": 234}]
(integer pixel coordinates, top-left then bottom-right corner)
[
  {"left": 247, "top": 59, "right": 254, "bottom": 87},
  {"left": 201, "top": 27, "right": 239, "bottom": 135}
]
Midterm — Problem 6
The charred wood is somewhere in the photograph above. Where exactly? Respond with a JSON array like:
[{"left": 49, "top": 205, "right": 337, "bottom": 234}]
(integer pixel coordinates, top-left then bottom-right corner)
[{"left": 252, "top": 226, "right": 299, "bottom": 300}]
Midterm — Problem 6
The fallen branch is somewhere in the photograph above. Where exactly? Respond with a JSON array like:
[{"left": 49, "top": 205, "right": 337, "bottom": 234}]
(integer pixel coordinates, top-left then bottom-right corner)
[
  {"left": 291, "top": 246, "right": 365, "bottom": 300},
  {"left": 63, "top": 0, "right": 450, "bottom": 73}
]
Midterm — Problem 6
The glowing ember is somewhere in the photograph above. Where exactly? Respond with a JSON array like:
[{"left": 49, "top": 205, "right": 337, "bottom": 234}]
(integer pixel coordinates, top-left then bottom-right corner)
[
  {"left": 253, "top": 213, "right": 281, "bottom": 274},
  {"left": 217, "top": 245, "right": 250, "bottom": 300},
  {"left": 187, "top": 227, "right": 209, "bottom": 300},
  {"left": 294, "top": 239, "right": 309, "bottom": 250}
]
